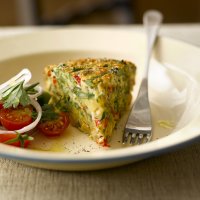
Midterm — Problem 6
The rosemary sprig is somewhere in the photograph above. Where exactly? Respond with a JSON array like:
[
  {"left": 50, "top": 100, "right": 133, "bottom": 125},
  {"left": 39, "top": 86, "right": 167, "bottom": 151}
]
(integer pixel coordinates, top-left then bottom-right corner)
[{"left": 0, "top": 81, "right": 39, "bottom": 109}]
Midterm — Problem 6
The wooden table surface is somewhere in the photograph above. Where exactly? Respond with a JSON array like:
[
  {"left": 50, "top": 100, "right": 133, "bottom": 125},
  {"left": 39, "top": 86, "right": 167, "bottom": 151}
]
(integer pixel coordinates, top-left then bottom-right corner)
[{"left": 0, "top": 25, "right": 200, "bottom": 200}]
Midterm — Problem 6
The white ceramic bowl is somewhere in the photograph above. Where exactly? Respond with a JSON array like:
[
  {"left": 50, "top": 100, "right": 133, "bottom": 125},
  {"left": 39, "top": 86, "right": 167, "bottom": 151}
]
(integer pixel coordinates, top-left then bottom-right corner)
[{"left": 0, "top": 28, "right": 200, "bottom": 171}]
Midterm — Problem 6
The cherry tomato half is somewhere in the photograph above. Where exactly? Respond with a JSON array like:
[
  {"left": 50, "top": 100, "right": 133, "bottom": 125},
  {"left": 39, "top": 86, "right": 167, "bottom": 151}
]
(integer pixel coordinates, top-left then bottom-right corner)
[
  {"left": 38, "top": 112, "right": 70, "bottom": 137},
  {"left": 0, "top": 102, "right": 3, "bottom": 125},
  {"left": 0, "top": 133, "right": 30, "bottom": 148},
  {"left": 0, "top": 102, "right": 3, "bottom": 110},
  {"left": 0, "top": 105, "right": 33, "bottom": 130}
]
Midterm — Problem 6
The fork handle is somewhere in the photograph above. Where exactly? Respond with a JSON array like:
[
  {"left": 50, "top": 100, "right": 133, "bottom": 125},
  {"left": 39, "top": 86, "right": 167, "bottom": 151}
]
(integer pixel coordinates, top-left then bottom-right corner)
[{"left": 143, "top": 10, "right": 163, "bottom": 78}]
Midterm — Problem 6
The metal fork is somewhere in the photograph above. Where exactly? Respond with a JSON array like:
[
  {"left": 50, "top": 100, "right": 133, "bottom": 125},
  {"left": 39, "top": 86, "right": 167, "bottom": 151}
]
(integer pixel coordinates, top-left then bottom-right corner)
[{"left": 123, "top": 10, "right": 163, "bottom": 145}]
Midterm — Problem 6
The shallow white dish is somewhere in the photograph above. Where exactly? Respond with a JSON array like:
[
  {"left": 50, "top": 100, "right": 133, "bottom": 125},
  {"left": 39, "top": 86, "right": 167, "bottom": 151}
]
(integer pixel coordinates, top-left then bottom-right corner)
[{"left": 0, "top": 28, "right": 200, "bottom": 171}]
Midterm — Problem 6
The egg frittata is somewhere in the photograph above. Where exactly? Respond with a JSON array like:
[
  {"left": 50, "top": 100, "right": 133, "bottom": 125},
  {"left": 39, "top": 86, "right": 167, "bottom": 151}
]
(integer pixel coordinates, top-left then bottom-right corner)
[{"left": 44, "top": 58, "right": 136, "bottom": 145}]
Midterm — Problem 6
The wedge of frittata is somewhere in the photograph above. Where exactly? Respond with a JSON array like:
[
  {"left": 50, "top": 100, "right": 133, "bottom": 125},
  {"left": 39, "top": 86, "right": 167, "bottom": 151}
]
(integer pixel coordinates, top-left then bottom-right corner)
[{"left": 44, "top": 58, "right": 136, "bottom": 145}]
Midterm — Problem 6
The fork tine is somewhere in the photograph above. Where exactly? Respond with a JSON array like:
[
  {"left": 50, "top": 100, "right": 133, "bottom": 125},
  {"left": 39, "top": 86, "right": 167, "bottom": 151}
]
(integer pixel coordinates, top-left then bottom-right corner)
[
  {"left": 137, "top": 133, "right": 144, "bottom": 144},
  {"left": 123, "top": 130, "right": 152, "bottom": 145},
  {"left": 130, "top": 133, "right": 137, "bottom": 144},
  {"left": 143, "top": 135, "right": 149, "bottom": 143},
  {"left": 146, "top": 133, "right": 152, "bottom": 142},
  {"left": 122, "top": 131, "right": 130, "bottom": 144}
]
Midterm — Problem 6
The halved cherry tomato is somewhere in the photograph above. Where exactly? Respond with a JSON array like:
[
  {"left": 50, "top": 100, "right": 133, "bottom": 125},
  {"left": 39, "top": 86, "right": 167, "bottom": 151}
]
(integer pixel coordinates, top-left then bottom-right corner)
[
  {"left": 0, "top": 102, "right": 3, "bottom": 110},
  {"left": 0, "top": 133, "right": 30, "bottom": 148},
  {"left": 0, "top": 105, "right": 33, "bottom": 130},
  {"left": 0, "top": 102, "right": 3, "bottom": 125},
  {"left": 38, "top": 112, "right": 70, "bottom": 137}
]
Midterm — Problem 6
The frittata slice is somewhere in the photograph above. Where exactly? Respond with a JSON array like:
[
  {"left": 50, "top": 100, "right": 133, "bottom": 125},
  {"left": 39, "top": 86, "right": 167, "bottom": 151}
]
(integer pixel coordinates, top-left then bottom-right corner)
[{"left": 44, "top": 58, "right": 136, "bottom": 145}]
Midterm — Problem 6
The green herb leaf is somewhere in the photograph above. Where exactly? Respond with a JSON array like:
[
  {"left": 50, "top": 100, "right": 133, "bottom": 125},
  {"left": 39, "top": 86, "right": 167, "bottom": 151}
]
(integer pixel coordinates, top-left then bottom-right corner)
[
  {"left": 1, "top": 81, "right": 29, "bottom": 108},
  {"left": 4, "top": 133, "right": 34, "bottom": 148},
  {"left": 25, "top": 82, "right": 39, "bottom": 95},
  {"left": 33, "top": 104, "right": 59, "bottom": 122},
  {"left": 0, "top": 81, "right": 39, "bottom": 109},
  {"left": 72, "top": 67, "right": 83, "bottom": 72},
  {"left": 73, "top": 87, "right": 94, "bottom": 99},
  {"left": 84, "top": 79, "right": 94, "bottom": 87},
  {"left": 54, "top": 98, "right": 69, "bottom": 112},
  {"left": 37, "top": 91, "right": 51, "bottom": 106},
  {"left": 84, "top": 72, "right": 108, "bottom": 87}
]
